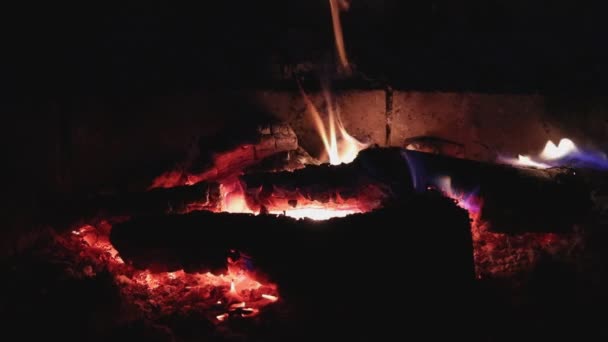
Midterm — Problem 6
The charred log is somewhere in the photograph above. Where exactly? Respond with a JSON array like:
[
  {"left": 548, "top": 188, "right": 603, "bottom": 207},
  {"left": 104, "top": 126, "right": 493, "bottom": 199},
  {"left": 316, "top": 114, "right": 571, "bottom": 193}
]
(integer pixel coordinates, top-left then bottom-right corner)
[
  {"left": 240, "top": 147, "right": 594, "bottom": 233},
  {"left": 48, "top": 181, "right": 221, "bottom": 229},
  {"left": 403, "top": 149, "right": 594, "bottom": 233},
  {"left": 151, "top": 123, "right": 298, "bottom": 188},
  {"left": 110, "top": 191, "right": 475, "bottom": 334},
  {"left": 239, "top": 147, "right": 413, "bottom": 212}
]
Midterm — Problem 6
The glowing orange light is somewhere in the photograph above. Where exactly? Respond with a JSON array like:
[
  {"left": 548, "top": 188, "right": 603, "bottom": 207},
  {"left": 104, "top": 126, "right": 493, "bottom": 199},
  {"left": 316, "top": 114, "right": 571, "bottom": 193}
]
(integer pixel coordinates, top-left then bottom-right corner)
[
  {"left": 262, "top": 294, "right": 279, "bottom": 302},
  {"left": 329, "top": 0, "right": 351, "bottom": 74},
  {"left": 272, "top": 207, "right": 360, "bottom": 220},
  {"left": 220, "top": 179, "right": 363, "bottom": 220},
  {"left": 69, "top": 224, "right": 280, "bottom": 325},
  {"left": 299, "top": 86, "right": 367, "bottom": 165},
  {"left": 221, "top": 181, "right": 250, "bottom": 213}
]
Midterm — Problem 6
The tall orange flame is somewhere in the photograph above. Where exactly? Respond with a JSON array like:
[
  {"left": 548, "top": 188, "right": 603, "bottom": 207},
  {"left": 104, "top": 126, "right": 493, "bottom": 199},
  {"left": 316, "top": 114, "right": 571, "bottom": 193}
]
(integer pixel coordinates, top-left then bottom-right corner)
[
  {"left": 299, "top": 85, "right": 367, "bottom": 165},
  {"left": 329, "top": 0, "right": 351, "bottom": 74}
]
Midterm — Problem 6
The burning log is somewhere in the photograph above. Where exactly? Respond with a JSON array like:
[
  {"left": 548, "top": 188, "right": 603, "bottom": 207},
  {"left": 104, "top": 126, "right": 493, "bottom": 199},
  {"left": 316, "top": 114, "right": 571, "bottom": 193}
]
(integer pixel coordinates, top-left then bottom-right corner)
[
  {"left": 403, "top": 149, "right": 593, "bottom": 233},
  {"left": 110, "top": 191, "right": 475, "bottom": 326},
  {"left": 151, "top": 123, "right": 298, "bottom": 188},
  {"left": 239, "top": 147, "right": 413, "bottom": 213},
  {"left": 49, "top": 181, "right": 221, "bottom": 229},
  {"left": 241, "top": 147, "right": 593, "bottom": 233}
]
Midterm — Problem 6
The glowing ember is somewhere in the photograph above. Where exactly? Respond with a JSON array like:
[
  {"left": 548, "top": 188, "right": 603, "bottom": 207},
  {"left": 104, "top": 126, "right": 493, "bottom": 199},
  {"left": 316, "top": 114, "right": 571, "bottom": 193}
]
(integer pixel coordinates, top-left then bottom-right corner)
[
  {"left": 219, "top": 178, "right": 365, "bottom": 220},
  {"left": 262, "top": 294, "right": 279, "bottom": 302},
  {"left": 221, "top": 181, "right": 250, "bottom": 213},
  {"left": 329, "top": 0, "right": 351, "bottom": 74},
  {"left": 299, "top": 85, "right": 368, "bottom": 165},
  {"left": 67, "top": 224, "right": 279, "bottom": 325},
  {"left": 433, "top": 175, "right": 583, "bottom": 280},
  {"left": 271, "top": 207, "right": 360, "bottom": 220}
]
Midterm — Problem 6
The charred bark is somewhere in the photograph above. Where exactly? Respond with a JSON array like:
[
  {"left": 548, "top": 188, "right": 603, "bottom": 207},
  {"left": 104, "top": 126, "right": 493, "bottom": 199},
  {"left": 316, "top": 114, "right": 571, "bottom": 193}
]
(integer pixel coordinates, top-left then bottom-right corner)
[
  {"left": 403, "top": 149, "right": 593, "bottom": 233},
  {"left": 242, "top": 147, "right": 594, "bottom": 233},
  {"left": 48, "top": 181, "right": 221, "bottom": 229},
  {"left": 239, "top": 147, "right": 414, "bottom": 212},
  {"left": 151, "top": 123, "right": 298, "bottom": 188},
  {"left": 110, "top": 191, "right": 475, "bottom": 331}
]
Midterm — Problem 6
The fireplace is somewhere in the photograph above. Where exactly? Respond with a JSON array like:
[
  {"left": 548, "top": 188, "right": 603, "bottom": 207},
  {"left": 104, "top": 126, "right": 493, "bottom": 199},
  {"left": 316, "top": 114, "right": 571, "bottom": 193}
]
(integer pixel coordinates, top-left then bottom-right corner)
[{"left": 3, "top": 1, "right": 608, "bottom": 341}]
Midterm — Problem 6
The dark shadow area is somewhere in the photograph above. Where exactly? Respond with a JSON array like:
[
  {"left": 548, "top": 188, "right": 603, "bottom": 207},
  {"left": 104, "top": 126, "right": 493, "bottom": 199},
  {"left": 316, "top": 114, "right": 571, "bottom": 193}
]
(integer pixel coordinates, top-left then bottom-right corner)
[{"left": 2, "top": 1, "right": 608, "bottom": 341}]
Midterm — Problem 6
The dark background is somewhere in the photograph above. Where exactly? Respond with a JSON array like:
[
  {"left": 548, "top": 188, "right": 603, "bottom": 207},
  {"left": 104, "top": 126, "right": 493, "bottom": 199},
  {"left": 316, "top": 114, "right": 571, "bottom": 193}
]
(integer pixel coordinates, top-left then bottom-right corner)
[
  {"left": 3, "top": 1, "right": 608, "bottom": 97},
  {"left": 3, "top": 0, "right": 608, "bottom": 247}
]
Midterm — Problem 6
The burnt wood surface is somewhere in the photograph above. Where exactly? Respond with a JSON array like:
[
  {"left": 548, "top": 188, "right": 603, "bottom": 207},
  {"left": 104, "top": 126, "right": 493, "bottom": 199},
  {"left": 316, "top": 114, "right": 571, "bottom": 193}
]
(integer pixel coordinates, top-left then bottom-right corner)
[
  {"left": 402, "top": 149, "right": 594, "bottom": 233},
  {"left": 240, "top": 147, "right": 413, "bottom": 212},
  {"left": 152, "top": 123, "right": 298, "bottom": 188},
  {"left": 46, "top": 181, "right": 221, "bottom": 230},
  {"left": 47, "top": 147, "right": 597, "bottom": 235},
  {"left": 243, "top": 147, "right": 595, "bottom": 233},
  {"left": 111, "top": 191, "right": 475, "bottom": 340}
]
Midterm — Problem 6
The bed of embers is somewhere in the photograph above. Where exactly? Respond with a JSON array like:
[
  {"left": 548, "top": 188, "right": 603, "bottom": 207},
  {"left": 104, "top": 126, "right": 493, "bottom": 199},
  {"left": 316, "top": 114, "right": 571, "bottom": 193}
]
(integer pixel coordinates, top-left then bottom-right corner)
[{"left": 3, "top": 119, "right": 608, "bottom": 341}]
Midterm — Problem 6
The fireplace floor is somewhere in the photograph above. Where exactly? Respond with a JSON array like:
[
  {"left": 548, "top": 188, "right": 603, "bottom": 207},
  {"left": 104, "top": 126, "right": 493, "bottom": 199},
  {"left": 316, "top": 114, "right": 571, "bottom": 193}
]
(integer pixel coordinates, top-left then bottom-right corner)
[
  {"left": 3, "top": 186, "right": 608, "bottom": 341},
  {"left": 3, "top": 241, "right": 608, "bottom": 342}
]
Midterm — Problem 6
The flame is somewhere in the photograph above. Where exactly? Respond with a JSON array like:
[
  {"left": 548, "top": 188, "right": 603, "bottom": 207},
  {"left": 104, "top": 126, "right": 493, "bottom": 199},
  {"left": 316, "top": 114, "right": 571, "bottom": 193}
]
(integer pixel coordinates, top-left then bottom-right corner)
[
  {"left": 515, "top": 155, "right": 550, "bottom": 169},
  {"left": 299, "top": 85, "right": 367, "bottom": 165},
  {"left": 433, "top": 176, "right": 583, "bottom": 282},
  {"left": 539, "top": 138, "right": 577, "bottom": 160},
  {"left": 220, "top": 178, "right": 366, "bottom": 220},
  {"left": 433, "top": 176, "right": 481, "bottom": 214},
  {"left": 270, "top": 207, "right": 360, "bottom": 220},
  {"left": 329, "top": 0, "right": 351, "bottom": 74},
  {"left": 262, "top": 294, "right": 279, "bottom": 302},
  {"left": 503, "top": 138, "right": 580, "bottom": 169},
  {"left": 221, "top": 181, "right": 250, "bottom": 213}
]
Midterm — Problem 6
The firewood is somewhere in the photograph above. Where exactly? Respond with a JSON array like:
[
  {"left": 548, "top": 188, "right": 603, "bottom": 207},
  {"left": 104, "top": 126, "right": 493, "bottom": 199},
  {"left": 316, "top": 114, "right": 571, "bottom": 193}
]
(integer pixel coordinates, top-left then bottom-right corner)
[
  {"left": 241, "top": 147, "right": 594, "bottom": 233},
  {"left": 239, "top": 147, "right": 413, "bottom": 213},
  {"left": 151, "top": 123, "right": 298, "bottom": 188},
  {"left": 110, "top": 191, "right": 475, "bottom": 315},
  {"left": 48, "top": 181, "right": 221, "bottom": 229},
  {"left": 402, "top": 149, "right": 593, "bottom": 233}
]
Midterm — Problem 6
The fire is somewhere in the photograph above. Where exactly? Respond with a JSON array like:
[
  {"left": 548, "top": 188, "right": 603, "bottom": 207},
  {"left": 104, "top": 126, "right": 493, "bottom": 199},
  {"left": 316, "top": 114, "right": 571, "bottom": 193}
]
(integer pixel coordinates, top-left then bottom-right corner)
[
  {"left": 433, "top": 176, "right": 481, "bottom": 214},
  {"left": 515, "top": 155, "right": 550, "bottom": 169},
  {"left": 270, "top": 207, "right": 360, "bottom": 220},
  {"left": 329, "top": 0, "right": 351, "bottom": 74},
  {"left": 539, "top": 138, "right": 577, "bottom": 160},
  {"left": 505, "top": 137, "right": 608, "bottom": 170},
  {"left": 220, "top": 181, "right": 250, "bottom": 213},
  {"left": 502, "top": 138, "right": 580, "bottom": 169},
  {"left": 432, "top": 175, "right": 583, "bottom": 281},
  {"left": 68, "top": 224, "right": 279, "bottom": 324},
  {"left": 299, "top": 85, "right": 368, "bottom": 165},
  {"left": 220, "top": 178, "right": 364, "bottom": 220},
  {"left": 262, "top": 294, "right": 279, "bottom": 302}
]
